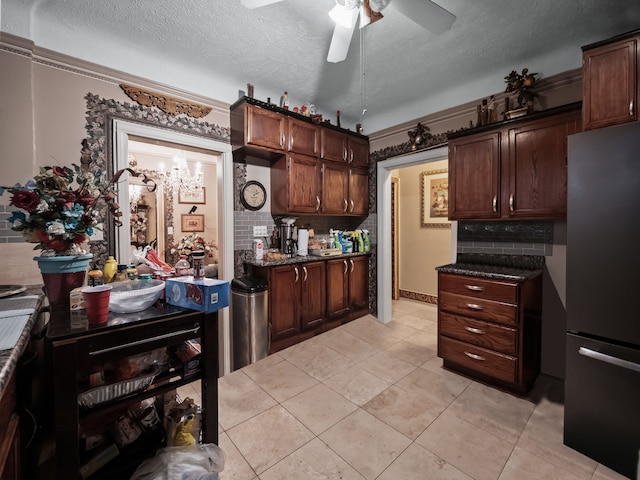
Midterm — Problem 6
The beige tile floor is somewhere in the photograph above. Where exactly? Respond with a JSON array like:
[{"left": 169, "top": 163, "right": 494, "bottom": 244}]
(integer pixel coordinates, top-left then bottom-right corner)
[{"left": 178, "top": 299, "right": 628, "bottom": 480}]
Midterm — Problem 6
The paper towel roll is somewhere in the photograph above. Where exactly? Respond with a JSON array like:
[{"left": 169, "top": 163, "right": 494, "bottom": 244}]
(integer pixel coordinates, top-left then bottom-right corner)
[{"left": 297, "top": 229, "right": 309, "bottom": 256}]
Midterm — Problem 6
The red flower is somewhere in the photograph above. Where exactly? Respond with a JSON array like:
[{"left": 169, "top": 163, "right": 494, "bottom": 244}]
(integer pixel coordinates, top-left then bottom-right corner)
[
  {"left": 56, "top": 191, "right": 77, "bottom": 205},
  {"left": 51, "top": 166, "right": 69, "bottom": 178},
  {"left": 10, "top": 190, "right": 40, "bottom": 211}
]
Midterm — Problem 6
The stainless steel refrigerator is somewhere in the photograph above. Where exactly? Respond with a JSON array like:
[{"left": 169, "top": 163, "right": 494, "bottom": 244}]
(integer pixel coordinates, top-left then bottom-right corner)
[{"left": 565, "top": 121, "right": 640, "bottom": 480}]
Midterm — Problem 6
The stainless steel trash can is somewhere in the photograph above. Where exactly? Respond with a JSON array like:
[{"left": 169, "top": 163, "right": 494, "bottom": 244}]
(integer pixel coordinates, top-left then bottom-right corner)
[{"left": 231, "top": 277, "right": 269, "bottom": 371}]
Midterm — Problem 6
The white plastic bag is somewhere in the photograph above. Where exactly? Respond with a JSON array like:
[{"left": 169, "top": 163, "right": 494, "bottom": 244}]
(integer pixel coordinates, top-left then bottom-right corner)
[{"left": 130, "top": 443, "right": 224, "bottom": 480}]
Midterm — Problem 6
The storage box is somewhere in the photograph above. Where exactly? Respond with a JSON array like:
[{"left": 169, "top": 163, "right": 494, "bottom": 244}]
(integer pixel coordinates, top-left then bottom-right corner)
[{"left": 165, "top": 277, "right": 230, "bottom": 312}]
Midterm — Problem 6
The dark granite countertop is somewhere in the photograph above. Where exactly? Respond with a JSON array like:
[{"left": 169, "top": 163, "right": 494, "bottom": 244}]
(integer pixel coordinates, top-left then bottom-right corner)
[
  {"left": 435, "top": 253, "right": 544, "bottom": 281},
  {"left": 0, "top": 285, "right": 46, "bottom": 400},
  {"left": 246, "top": 251, "right": 371, "bottom": 268}
]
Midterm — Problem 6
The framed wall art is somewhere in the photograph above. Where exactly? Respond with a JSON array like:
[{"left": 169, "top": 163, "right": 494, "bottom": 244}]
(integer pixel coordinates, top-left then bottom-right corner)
[
  {"left": 179, "top": 187, "right": 206, "bottom": 204},
  {"left": 181, "top": 214, "right": 205, "bottom": 232},
  {"left": 421, "top": 168, "right": 451, "bottom": 228}
]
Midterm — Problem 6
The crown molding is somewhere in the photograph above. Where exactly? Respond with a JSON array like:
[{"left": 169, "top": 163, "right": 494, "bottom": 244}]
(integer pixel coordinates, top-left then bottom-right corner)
[
  {"left": 370, "top": 68, "right": 582, "bottom": 143},
  {"left": 0, "top": 33, "right": 230, "bottom": 118}
]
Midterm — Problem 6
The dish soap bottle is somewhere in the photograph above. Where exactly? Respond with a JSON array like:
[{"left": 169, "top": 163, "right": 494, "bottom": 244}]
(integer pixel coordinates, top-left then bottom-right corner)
[{"left": 103, "top": 255, "right": 118, "bottom": 284}]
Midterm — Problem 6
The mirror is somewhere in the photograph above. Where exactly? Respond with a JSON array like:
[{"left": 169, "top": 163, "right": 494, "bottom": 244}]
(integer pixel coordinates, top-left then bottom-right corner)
[{"left": 128, "top": 173, "right": 166, "bottom": 257}]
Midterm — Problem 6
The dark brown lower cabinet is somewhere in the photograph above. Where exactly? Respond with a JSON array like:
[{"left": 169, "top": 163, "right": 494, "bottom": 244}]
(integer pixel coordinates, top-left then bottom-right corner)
[
  {"left": 437, "top": 271, "right": 542, "bottom": 393},
  {"left": 0, "top": 374, "right": 20, "bottom": 480},
  {"left": 252, "top": 255, "right": 369, "bottom": 353}
]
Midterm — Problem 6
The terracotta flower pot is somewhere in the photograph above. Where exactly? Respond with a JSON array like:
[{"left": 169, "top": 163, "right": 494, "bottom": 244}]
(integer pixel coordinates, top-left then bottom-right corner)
[{"left": 34, "top": 253, "right": 93, "bottom": 308}]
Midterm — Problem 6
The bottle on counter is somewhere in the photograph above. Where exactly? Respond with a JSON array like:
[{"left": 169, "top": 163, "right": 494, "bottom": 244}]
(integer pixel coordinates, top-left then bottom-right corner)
[
  {"left": 87, "top": 266, "right": 104, "bottom": 287},
  {"left": 174, "top": 255, "right": 191, "bottom": 277},
  {"left": 113, "top": 264, "right": 129, "bottom": 283},
  {"left": 282, "top": 91, "right": 289, "bottom": 110},
  {"left": 103, "top": 255, "right": 118, "bottom": 283}
]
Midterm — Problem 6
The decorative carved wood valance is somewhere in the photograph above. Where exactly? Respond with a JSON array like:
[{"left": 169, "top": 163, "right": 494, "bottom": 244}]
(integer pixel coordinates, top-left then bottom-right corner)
[{"left": 120, "top": 84, "right": 212, "bottom": 118}]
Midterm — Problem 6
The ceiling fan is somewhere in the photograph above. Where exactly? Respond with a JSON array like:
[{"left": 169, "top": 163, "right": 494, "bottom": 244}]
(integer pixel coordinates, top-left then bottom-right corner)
[{"left": 241, "top": 0, "right": 456, "bottom": 63}]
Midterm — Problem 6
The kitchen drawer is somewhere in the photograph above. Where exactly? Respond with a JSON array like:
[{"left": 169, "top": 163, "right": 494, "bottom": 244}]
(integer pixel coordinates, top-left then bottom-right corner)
[
  {"left": 438, "top": 291, "right": 517, "bottom": 325},
  {"left": 439, "top": 311, "right": 517, "bottom": 355},
  {"left": 439, "top": 273, "right": 517, "bottom": 303},
  {"left": 439, "top": 336, "right": 517, "bottom": 384}
]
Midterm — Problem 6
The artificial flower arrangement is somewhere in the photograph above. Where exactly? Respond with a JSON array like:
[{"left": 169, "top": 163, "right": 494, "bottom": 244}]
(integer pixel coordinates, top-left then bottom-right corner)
[
  {"left": 130, "top": 212, "right": 148, "bottom": 233},
  {"left": 1, "top": 163, "right": 154, "bottom": 255},
  {"left": 170, "top": 233, "right": 218, "bottom": 259}
]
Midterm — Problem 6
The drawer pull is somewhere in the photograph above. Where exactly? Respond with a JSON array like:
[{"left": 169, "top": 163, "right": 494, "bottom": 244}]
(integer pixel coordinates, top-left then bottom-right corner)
[
  {"left": 89, "top": 323, "right": 201, "bottom": 355},
  {"left": 464, "top": 351, "right": 486, "bottom": 361},
  {"left": 465, "top": 284, "right": 484, "bottom": 292},
  {"left": 466, "top": 303, "right": 484, "bottom": 311},
  {"left": 465, "top": 326, "right": 485, "bottom": 335}
]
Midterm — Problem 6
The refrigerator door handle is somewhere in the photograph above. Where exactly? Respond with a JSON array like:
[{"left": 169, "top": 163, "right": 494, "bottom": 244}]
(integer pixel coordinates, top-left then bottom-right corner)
[{"left": 579, "top": 346, "right": 640, "bottom": 374}]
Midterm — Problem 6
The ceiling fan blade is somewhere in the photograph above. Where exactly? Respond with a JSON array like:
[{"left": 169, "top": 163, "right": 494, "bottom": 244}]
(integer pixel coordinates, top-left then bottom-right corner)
[
  {"left": 241, "top": 0, "right": 283, "bottom": 9},
  {"left": 327, "top": 18, "right": 357, "bottom": 62},
  {"left": 392, "top": 0, "right": 456, "bottom": 35}
]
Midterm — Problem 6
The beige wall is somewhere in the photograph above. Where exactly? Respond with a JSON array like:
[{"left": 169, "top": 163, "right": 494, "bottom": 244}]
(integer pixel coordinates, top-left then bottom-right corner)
[
  {"left": 396, "top": 159, "right": 451, "bottom": 298},
  {"left": 0, "top": 39, "right": 230, "bottom": 285}
]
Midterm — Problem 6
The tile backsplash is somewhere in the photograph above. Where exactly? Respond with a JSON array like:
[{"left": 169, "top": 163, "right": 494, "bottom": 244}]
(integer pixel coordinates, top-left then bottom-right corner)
[{"left": 457, "top": 220, "right": 553, "bottom": 256}]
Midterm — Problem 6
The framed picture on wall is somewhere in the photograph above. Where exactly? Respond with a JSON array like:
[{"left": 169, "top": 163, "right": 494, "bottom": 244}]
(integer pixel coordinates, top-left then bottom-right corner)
[
  {"left": 181, "top": 214, "right": 205, "bottom": 232},
  {"left": 179, "top": 187, "right": 206, "bottom": 204},
  {"left": 421, "top": 169, "right": 451, "bottom": 228}
]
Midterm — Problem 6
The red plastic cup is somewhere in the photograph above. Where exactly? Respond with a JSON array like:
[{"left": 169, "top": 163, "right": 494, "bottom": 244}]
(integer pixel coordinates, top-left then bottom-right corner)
[{"left": 82, "top": 285, "right": 113, "bottom": 325}]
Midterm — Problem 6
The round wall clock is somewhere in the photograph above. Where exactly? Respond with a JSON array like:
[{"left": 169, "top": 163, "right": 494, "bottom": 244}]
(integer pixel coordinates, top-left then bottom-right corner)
[{"left": 240, "top": 180, "right": 267, "bottom": 211}]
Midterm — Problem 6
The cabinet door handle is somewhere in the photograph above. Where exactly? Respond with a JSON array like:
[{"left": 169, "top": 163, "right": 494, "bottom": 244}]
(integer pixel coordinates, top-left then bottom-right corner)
[
  {"left": 464, "top": 351, "right": 486, "bottom": 361},
  {"left": 294, "top": 266, "right": 299, "bottom": 283},
  {"left": 303, "top": 266, "right": 308, "bottom": 282},
  {"left": 509, "top": 194, "right": 514, "bottom": 212},
  {"left": 349, "top": 149, "right": 354, "bottom": 164},
  {"left": 465, "top": 326, "right": 485, "bottom": 335},
  {"left": 631, "top": 100, "right": 635, "bottom": 117},
  {"left": 343, "top": 260, "right": 348, "bottom": 274},
  {"left": 465, "top": 284, "right": 484, "bottom": 292},
  {"left": 343, "top": 199, "right": 348, "bottom": 212},
  {"left": 343, "top": 147, "right": 348, "bottom": 162},
  {"left": 349, "top": 259, "right": 354, "bottom": 273},
  {"left": 316, "top": 196, "right": 321, "bottom": 212},
  {"left": 349, "top": 199, "right": 354, "bottom": 213},
  {"left": 89, "top": 323, "right": 201, "bottom": 355},
  {"left": 466, "top": 303, "right": 483, "bottom": 311},
  {"left": 492, "top": 195, "right": 497, "bottom": 212},
  {"left": 281, "top": 132, "right": 285, "bottom": 147}
]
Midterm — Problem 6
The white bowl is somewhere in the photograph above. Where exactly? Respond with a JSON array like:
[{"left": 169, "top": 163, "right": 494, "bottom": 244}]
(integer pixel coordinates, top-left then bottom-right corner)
[{"left": 108, "top": 279, "right": 165, "bottom": 313}]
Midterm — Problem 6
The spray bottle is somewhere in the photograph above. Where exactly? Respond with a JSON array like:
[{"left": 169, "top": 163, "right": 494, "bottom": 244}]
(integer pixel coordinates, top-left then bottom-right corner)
[{"left": 362, "top": 229, "right": 371, "bottom": 252}]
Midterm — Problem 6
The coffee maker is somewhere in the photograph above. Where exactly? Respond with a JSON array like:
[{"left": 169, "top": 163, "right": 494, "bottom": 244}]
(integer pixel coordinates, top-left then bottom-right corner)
[{"left": 279, "top": 217, "right": 297, "bottom": 257}]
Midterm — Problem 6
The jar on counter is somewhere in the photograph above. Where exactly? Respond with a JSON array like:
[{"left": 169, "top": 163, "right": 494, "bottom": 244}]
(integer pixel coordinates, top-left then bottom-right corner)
[{"left": 191, "top": 250, "right": 205, "bottom": 279}]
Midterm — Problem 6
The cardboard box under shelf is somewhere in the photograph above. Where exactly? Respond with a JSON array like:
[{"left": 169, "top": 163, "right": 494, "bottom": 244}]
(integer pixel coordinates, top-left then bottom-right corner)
[{"left": 165, "top": 277, "right": 229, "bottom": 312}]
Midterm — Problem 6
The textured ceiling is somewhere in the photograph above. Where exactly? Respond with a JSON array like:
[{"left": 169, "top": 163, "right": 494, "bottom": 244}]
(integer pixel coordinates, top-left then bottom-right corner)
[{"left": 3, "top": 0, "right": 640, "bottom": 134}]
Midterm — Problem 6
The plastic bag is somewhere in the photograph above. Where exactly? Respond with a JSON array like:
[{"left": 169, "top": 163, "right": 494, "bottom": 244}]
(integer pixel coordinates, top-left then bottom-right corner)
[{"left": 130, "top": 443, "right": 224, "bottom": 480}]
